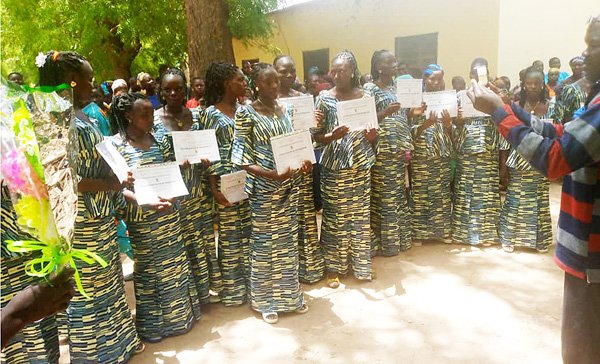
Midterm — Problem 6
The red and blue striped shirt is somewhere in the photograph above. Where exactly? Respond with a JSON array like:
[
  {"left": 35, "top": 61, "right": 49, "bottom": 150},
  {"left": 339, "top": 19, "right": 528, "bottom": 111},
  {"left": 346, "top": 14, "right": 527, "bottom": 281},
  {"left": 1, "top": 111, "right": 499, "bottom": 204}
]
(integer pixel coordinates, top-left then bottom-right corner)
[{"left": 490, "top": 85, "right": 600, "bottom": 282}]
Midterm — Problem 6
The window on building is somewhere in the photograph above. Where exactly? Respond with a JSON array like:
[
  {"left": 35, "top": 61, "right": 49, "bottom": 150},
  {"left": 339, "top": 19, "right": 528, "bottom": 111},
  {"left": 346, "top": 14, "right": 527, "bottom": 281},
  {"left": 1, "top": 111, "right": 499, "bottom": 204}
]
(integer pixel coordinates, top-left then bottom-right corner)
[
  {"left": 302, "top": 48, "right": 329, "bottom": 82},
  {"left": 395, "top": 33, "right": 438, "bottom": 78}
]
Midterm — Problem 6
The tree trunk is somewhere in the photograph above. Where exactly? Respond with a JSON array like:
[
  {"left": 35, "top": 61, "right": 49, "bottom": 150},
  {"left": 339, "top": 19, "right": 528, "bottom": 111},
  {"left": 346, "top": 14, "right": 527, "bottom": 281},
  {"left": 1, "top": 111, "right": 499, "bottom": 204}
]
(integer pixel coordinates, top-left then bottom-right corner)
[{"left": 184, "top": 0, "right": 235, "bottom": 79}]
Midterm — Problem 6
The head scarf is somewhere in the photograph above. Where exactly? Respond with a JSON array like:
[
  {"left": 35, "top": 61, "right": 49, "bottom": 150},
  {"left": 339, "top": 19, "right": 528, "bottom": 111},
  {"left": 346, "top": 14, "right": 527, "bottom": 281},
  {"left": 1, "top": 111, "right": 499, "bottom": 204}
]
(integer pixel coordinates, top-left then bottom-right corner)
[
  {"left": 111, "top": 79, "right": 128, "bottom": 92},
  {"left": 422, "top": 63, "right": 443, "bottom": 90},
  {"left": 136, "top": 72, "right": 151, "bottom": 87}
]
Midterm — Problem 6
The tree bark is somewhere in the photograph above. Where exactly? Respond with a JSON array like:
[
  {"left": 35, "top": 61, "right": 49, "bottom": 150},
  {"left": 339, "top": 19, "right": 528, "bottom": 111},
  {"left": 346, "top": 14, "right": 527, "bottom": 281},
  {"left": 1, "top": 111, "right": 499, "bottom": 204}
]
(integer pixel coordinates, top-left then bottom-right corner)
[{"left": 184, "top": 0, "right": 235, "bottom": 79}]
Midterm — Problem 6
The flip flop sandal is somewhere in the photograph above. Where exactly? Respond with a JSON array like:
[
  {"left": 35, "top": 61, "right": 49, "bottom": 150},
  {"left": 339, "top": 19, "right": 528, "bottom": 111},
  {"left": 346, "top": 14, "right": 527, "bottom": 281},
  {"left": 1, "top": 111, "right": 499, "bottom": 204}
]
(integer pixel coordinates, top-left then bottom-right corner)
[
  {"left": 262, "top": 312, "right": 278, "bottom": 324},
  {"left": 297, "top": 303, "right": 309, "bottom": 314},
  {"left": 134, "top": 343, "right": 146, "bottom": 354},
  {"left": 327, "top": 276, "right": 340, "bottom": 289}
]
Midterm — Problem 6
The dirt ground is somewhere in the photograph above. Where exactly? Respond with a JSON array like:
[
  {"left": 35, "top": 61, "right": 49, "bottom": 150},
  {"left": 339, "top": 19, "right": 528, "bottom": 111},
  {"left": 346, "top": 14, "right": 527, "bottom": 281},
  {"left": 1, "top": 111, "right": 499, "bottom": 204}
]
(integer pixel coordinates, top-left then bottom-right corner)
[{"left": 59, "top": 182, "right": 565, "bottom": 364}]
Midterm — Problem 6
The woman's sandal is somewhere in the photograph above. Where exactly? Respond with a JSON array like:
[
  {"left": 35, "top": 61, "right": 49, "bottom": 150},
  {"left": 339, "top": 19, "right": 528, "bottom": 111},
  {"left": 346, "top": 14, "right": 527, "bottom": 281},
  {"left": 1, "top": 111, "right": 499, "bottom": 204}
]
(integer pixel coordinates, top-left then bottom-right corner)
[
  {"left": 262, "top": 312, "right": 279, "bottom": 324},
  {"left": 326, "top": 276, "right": 340, "bottom": 289},
  {"left": 502, "top": 245, "right": 515, "bottom": 253},
  {"left": 297, "top": 303, "right": 309, "bottom": 314},
  {"left": 134, "top": 343, "right": 146, "bottom": 354}
]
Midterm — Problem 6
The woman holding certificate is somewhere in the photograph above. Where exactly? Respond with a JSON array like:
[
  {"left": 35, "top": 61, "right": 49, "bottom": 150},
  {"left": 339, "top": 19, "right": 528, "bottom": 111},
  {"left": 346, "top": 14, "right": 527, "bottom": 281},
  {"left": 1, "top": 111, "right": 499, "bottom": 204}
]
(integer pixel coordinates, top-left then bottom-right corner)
[
  {"left": 499, "top": 66, "right": 552, "bottom": 253},
  {"left": 35, "top": 51, "right": 144, "bottom": 362},
  {"left": 363, "top": 50, "right": 413, "bottom": 256},
  {"left": 231, "top": 62, "right": 310, "bottom": 324},
  {"left": 111, "top": 92, "right": 202, "bottom": 343},
  {"left": 452, "top": 59, "right": 509, "bottom": 247},
  {"left": 274, "top": 54, "right": 324, "bottom": 284},
  {"left": 313, "top": 51, "right": 378, "bottom": 289},
  {"left": 201, "top": 62, "right": 252, "bottom": 306},
  {"left": 409, "top": 63, "right": 453, "bottom": 245},
  {"left": 153, "top": 68, "right": 222, "bottom": 305}
]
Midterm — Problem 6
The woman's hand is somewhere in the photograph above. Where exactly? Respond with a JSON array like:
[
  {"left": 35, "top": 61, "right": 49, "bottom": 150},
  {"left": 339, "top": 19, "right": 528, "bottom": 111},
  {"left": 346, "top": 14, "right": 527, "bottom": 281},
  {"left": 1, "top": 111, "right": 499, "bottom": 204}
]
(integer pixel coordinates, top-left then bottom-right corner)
[
  {"left": 426, "top": 110, "right": 439, "bottom": 127},
  {"left": 266, "top": 167, "right": 292, "bottom": 182},
  {"left": 199, "top": 158, "right": 211, "bottom": 168},
  {"left": 179, "top": 159, "right": 191, "bottom": 170},
  {"left": 441, "top": 109, "right": 452, "bottom": 131},
  {"left": 453, "top": 106, "right": 465, "bottom": 127},
  {"left": 409, "top": 102, "right": 427, "bottom": 117},
  {"left": 384, "top": 102, "right": 401, "bottom": 117},
  {"left": 299, "top": 160, "right": 313, "bottom": 174},
  {"left": 148, "top": 196, "right": 174, "bottom": 213},
  {"left": 213, "top": 190, "right": 234, "bottom": 207},
  {"left": 330, "top": 125, "right": 349, "bottom": 140},
  {"left": 314, "top": 110, "right": 324, "bottom": 128},
  {"left": 364, "top": 123, "right": 378, "bottom": 142}
]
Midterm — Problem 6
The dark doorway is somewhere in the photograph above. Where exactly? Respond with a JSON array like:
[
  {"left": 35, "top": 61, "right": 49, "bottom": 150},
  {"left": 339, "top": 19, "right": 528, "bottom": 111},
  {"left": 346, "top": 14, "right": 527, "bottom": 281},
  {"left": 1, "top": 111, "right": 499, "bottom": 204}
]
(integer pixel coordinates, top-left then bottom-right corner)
[
  {"left": 303, "top": 48, "right": 329, "bottom": 82},
  {"left": 395, "top": 33, "right": 438, "bottom": 78}
]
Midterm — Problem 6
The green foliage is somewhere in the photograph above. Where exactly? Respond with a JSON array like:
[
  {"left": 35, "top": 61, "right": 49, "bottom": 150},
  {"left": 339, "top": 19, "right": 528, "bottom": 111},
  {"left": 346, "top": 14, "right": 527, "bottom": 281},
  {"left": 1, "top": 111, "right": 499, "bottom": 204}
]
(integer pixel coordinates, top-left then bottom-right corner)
[
  {"left": 228, "top": 0, "right": 281, "bottom": 55},
  {"left": 2, "top": 0, "right": 187, "bottom": 82},
  {"left": 2, "top": 0, "right": 279, "bottom": 83}
]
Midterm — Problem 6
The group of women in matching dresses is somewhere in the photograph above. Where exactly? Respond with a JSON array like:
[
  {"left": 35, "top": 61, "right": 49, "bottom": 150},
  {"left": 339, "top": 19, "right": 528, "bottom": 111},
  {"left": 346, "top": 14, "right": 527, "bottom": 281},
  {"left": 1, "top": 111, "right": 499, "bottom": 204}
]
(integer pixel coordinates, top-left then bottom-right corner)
[{"left": 1, "top": 49, "right": 553, "bottom": 363}]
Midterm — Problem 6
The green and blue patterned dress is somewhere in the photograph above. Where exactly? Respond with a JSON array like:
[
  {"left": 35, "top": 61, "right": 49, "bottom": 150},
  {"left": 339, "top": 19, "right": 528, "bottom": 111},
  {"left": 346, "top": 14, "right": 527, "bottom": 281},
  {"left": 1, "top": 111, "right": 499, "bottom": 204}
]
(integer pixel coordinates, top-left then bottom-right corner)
[
  {"left": 66, "top": 117, "right": 141, "bottom": 363},
  {"left": 363, "top": 83, "right": 413, "bottom": 255},
  {"left": 200, "top": 105, "right": 251, "bottom": 306},
  {"left": 154, "top": 111, "right": 222, "bottom": 304},
  {"left": 114, "top": 129, "right": 201, "bottom": 341},
  {"left": 552, "top": 82, "right": 587, "bottom": 124},
  {"left": 278, "top": 99, "right": 324, "bottom": 283},
  {"left": 451, "top": 97, "right": 508, "bottom": 245},
  {"left": 499, "top": 119, "right": 552, "bottom": 250},
  {"left": 231, "top": 104, "right": 304, "bottom": 313},
  {"left": 314, "top": 90, "right": 376, "bottom": 280},
  {"left": 409, "top": 113, "right": 453, "bottom": 241},
  {"left": 1, "top": 188, "right": 59, "bottom": 364}
]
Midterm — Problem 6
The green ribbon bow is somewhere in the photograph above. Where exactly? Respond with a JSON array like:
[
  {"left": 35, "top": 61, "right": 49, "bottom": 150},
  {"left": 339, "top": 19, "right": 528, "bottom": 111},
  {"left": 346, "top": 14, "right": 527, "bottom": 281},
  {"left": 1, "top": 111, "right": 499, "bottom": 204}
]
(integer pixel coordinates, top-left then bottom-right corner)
[{"left": 6, "top": 239, "right": 108, "bottom": 299}]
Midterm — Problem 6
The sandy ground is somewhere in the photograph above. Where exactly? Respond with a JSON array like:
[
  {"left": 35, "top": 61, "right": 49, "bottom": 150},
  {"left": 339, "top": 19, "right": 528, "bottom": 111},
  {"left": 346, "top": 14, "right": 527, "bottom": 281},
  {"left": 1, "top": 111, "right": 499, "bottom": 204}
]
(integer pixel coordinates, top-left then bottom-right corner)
[{"left": 59, "top": 182, "right": 564, "bottom": 364}]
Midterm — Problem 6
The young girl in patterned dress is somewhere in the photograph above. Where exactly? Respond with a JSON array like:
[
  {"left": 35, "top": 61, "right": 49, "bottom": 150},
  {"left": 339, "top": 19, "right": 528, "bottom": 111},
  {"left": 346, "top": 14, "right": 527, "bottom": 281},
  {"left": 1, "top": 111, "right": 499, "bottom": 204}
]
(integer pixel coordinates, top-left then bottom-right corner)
[
  {"left": 153, "top": 68, "right": 220, "bottom": 304},
  {"left": 201, "top": 62, "right": 252, "bottom": 306},
  {"left": 452, "top": 58, "right": 509, "bottom": 246},
  {"left": 363, "top": 50, "right": 413, "bottom": 255},
  {"left": 409, "top": 64, "right": 454, "bottom": 245},
  {"left": 500, "top": 66, "right": 553, "bottom": 253},
  {"left": 273, "top": 54, "right": 324, "bottom": 283},
  {"left": 36, "top": 51, "right": 144, "bottom": 362},
  {"left": 110, "top": 92, "right": 201, "bottom": 342},
  {"left": 231, "top": 63, "right": 310, "bottom": 324},
  {"left": 313, "top": 51, "right": 378, "bottom": 288}
]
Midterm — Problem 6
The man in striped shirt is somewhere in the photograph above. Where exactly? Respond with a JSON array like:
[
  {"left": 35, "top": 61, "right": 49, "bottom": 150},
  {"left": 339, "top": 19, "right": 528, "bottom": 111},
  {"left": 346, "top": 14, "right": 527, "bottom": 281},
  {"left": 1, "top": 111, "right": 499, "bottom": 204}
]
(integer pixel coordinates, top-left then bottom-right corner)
[{"left": 469, "top": 15, "right": 599, "bottom": 364}]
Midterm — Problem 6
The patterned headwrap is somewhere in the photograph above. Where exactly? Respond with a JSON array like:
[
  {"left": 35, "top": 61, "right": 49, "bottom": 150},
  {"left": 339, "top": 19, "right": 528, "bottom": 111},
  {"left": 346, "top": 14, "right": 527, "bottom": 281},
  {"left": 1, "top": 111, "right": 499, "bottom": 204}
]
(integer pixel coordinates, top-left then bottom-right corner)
[
  {"left": 136, "top": 72, "right": 151, "bottom": 86},
  {"left": 422, "top": 63, "right": 444, "bottom": 90}
]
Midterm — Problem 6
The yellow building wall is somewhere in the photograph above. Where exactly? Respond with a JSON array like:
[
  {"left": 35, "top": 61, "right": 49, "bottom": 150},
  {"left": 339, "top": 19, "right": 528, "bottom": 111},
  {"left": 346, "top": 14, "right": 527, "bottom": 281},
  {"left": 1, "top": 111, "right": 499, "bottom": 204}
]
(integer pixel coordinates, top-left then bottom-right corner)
[
  {"left": 233, "top": 0, "right": 501, "bottom": 84},
  {"left": 497, "top": 0, "right": 594, "bottom": 83}
]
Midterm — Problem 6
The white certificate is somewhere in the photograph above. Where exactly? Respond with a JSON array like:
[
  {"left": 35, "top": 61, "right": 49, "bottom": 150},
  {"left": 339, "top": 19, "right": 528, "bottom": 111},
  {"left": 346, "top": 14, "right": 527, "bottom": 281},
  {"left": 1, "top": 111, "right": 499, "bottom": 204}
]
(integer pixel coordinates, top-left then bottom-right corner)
[
  {"left": 396, "top": 79, "right": 423, "bottom": 108},
  {"left": 171, "top": 130, "right": 221, "bottom": 164},
  {"left": 132, "top": 162, "right": 189, "bottom": 205},
  {"left": 96, "top": 139, "right": 130, "bottom": 183},
  {"left": 220, "top": 170, "right": 248, "bottom": 203},
  {"left": 336, "top": 97, "right": 378, "bottom": 130},
  {"left": 460, "top": 91, "right": 487, "bottom": 118},
  {"left": 423, "top": 90, "right": 458, "bottom": 117},
  {"left": 270, "top": 130, "right": 316, "bottom": 174},
  {"left": 280, "top": 95, "right": 317, "bottom": 131}
]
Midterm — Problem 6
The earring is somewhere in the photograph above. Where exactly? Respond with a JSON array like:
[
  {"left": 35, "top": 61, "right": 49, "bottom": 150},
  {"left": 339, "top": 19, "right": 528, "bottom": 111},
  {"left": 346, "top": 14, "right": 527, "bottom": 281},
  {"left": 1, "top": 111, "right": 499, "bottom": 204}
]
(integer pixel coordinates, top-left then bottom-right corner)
[
  {"left": 378, "top": 70, "right": 382, "bottom": 74},
  {"left": 70, "top": 81, "right": 77, "bottom": 87},
  {"left": 256, "top": 87, "right": 260, "bottom": 92}
]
